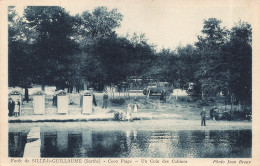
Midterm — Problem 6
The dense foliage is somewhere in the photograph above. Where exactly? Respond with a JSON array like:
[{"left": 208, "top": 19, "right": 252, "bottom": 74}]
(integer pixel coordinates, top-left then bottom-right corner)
[{"left": 8, "top": 6, "right": 251, "bottom": 107}]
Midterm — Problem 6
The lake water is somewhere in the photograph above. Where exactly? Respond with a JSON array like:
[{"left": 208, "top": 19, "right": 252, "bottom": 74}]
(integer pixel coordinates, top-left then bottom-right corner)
[{"left": 9, "top": 128, "right": 251, "bottom": 158}]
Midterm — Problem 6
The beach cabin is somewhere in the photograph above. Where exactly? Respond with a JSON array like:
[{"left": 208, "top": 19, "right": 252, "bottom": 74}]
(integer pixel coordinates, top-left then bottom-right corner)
[
  {"left": 9, "top": 90, "right": 23, "bottom": 103},
  {"left": 56, "top": 90, "right": 68, "bottom": 114},
  {"left": 32, "top": 90, "right": 46, "bottom": 115},
  {"left": 80, "top": 91, "right": 93, "bottom": 114}
]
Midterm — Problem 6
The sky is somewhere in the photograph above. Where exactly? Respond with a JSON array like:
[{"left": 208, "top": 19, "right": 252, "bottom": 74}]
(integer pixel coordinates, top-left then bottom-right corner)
[{"left": 15, "top": 0, "right": 253, "bottom": 50}]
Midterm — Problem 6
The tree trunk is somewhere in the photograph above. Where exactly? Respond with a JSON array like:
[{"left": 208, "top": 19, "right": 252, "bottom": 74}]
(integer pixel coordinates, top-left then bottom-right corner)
[
  {"left": 128, "top": 85, "right": 130, "bottom": 99},
  {"left": 146, "top": 89, "right": 150, "bottom": 103},
  {"left": 111, "top": 86, "right": 114, "bottom": 99},
  {"left": 110, "top": 85, "right": 113, "bottom": 99},
  {"left": 230, "top": 93, "right": 234, "bottom": 111},
  {"left": 76, "top": 86, "right": 80, "bottom": 93},
  {"left": 124, "top": 87, "right": 127, "bottom": 97},
  {"left": 113, "top": 87, "right": 115, "bottom": 99},
  {"left": 25, "top": 87, "right": 29, "bottom": 103},
  {"left": 230, "top": 96, "right": 233, "bottom": 110},
  {"left": 168, "top": 94, "right": 172, "bottom": 101},
  {"left": 238, "top": 101, "right": 241, "bottom": 111},
  {"left": 176, "top": 89, "right": 179, "bottom": 101},
  {"left": 225, "top": 96, "right": 227, "bottom": 111},
  {"left": 168, "top": 89, "right": 172, "bottom": 101},
  {"left": 83, "top": 83, "right": 87, "bottom": 90},
  {"left": 201, "top": 84, "right": 204, "bottom": 101},
  {"left": 41, "top": 85, "right": 45, "bottom": 91},
  {"left": 135, "top": 84, "right": 139, "bottom": 99}
]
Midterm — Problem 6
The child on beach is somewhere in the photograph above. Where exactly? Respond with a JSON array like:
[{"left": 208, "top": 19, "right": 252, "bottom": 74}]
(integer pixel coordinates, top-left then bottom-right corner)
[
  {"left": 126, "top": 104, "right": 132, "bottom": 121},
  {"left": 133, "top": 103, "right": 138, "bottom": 118}
]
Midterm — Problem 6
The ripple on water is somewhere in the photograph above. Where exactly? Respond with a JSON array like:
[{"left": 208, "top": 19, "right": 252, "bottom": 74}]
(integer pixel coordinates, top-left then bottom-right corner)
[{"left": 9, "top": 129, "right": 251, "bottom": 158}]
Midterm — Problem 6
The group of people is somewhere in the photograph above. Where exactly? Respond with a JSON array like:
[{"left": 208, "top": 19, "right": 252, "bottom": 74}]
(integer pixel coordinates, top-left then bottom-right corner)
[
  {"left": 200, "top": 106, "right": 219, "bottom": 126},
  {"left": 88, "top": 90, "right": 107, "bottom": 109},
  {"left": 126, "top": 103, "right": 138, "bottom": 121},
  {"left": 209, "top": 106, "right": 223, "bottom": 120},
  {"left": 8, "top": 98, "right": 20, "bottom": 117},
  {"left": 101, "top": 90, "right": 139, "bottom": 122},
  {"left": 200, "top": 106, "right": 224, "bottom": 126}
]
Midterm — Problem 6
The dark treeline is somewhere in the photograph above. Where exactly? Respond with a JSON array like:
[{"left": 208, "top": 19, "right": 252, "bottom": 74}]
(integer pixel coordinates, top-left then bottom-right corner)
[{"left": 8, "top": 6, "right": 251, "bottom": 107}]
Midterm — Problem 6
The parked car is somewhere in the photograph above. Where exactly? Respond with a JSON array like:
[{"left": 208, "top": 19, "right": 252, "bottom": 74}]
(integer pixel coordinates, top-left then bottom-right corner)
[{"left": 143, "top": 82, "right": 173, "bottom": 96}]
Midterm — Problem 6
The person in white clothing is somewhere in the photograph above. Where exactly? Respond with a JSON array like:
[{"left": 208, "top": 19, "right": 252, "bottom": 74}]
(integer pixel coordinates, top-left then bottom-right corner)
[
  {"left": 14, "top": 99, "right": 20, "bottom": 117},
  {"left": 126, "top": 104, "right": 132, "bottom": 121},
  {"left": 133, "top": 103, "right": 138, "bottom": 118}
]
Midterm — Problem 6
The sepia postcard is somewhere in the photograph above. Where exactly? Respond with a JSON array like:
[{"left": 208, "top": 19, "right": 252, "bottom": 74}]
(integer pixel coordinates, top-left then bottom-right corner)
[{"left": 0, "top": 0, "right": 260, "bottom": 165}]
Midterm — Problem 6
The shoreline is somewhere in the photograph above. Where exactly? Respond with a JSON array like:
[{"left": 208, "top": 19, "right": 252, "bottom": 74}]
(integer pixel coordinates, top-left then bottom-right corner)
[{"left": 9, "top": 119, "right": 252, "bottom": 132}]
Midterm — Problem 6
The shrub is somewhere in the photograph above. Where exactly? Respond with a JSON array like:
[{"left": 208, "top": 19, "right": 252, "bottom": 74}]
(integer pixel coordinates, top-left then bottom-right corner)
[
  {"left": 114, "top": 111, "right": 125, "bottom": 121},
  {"left": 198, "top": 100, "right": 210, "bottom": 106},
  {"left": 222, "top": 107, "right": 252, "bottom": 121},
  {"left": 134, "top": 98, "right": 139, "bottom": 102},
  {"left": 114, "top": 111, "right": 120, "bottom": 120},
  {"left": 231, "top": 111, "right": 244, "bottom": 120},
  {"left": 220, "top": 112, "right": 232, "bottom": 120},
  {"left": 110, "top": 98, "right": 125, "bottom": 105},
  {"left": 178, "top": 96, "right": 186, "bottom": 102}
]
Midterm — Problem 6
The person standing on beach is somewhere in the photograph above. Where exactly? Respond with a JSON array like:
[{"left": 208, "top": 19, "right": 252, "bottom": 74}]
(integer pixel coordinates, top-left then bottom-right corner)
[
  {"left": 14, "top": 99, "right": 20, "bottom": 117},
  {"left": 92, "top": 93, "right": 97, "bottom": 107},
  {"left": 52, "top": 95, "right": 57, "bottom": 106},
  {"left": 88, "top": 88, "right": 97, "bottom": 107},
  {"left": 102, "top": 90, "right": 109, "bottom": 109},
  {"left": 8, "top": 98, "right": 15, "bottom": 116},
  {"left": 127, "top": 104, "right": 132, "bottom": 121},
  {"left": 133, "top": 103, "right": 138, "bottom": 118},
  {"left": 200, "top": 107, "right": 206, "bottom": 126}
]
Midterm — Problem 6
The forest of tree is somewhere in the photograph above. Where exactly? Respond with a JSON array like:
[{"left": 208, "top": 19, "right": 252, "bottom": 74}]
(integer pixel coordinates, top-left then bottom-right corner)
[{"left": 8, "top": 6, "right": 252, "bottom": 107}]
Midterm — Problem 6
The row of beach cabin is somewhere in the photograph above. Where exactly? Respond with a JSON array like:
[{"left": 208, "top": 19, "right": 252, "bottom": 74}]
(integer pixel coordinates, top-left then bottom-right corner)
[{"left": 8, "top": 90, "right": 94, "bottom": 115}]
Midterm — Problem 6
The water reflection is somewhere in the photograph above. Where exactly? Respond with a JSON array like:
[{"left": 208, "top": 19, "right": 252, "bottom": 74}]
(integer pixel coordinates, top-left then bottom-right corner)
[
  {"left": 8, "top": 132, "right": 27, "bottom": 157},
  {"left": 9, "top": 130, "right": 251, "bottom": 158}
]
